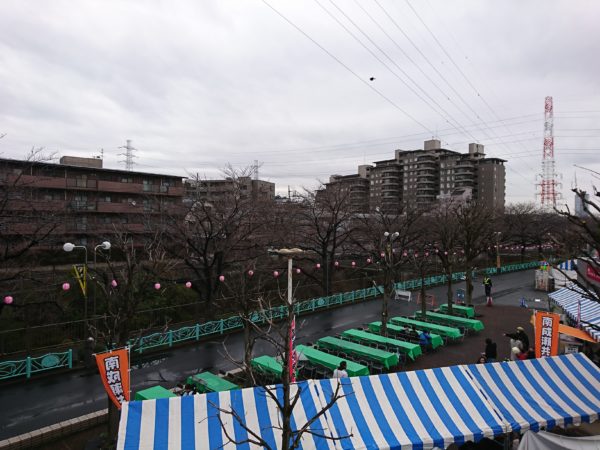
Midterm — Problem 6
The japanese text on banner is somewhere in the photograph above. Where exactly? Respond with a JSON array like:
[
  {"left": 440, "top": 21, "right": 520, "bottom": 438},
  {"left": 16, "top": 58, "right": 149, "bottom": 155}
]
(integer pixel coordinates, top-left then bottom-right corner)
[{"left": 95, "top": 348, "right": 130, "bottom": 409}]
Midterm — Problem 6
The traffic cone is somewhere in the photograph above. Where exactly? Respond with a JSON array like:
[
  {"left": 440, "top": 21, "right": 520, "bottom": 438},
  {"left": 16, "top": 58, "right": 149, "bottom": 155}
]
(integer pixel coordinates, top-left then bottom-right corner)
[{"left": 486, "top": 296, "right": 493, "bottom": 307}]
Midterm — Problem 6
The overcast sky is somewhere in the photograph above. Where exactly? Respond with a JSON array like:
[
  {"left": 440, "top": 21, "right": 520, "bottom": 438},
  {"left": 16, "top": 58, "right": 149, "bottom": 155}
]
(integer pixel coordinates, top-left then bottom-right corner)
[{"left": 1, "top": 0, "right": 599, "bottom": 206}]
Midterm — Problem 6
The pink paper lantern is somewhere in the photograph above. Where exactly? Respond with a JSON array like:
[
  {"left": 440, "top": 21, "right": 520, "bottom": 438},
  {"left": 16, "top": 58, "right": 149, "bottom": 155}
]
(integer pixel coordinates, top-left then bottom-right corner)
[
  {"left": 367, "top": 258, "right": 372, "bottom": 264},
  {"left": 247, "top": 270, "right": 254, "bottom": 277},
  {"left": 62, "top": 282, "right": 70, "bottom": 291},
  {"left": 414, "top": 253, "right": 419, "bottom": 258},
  {"left": 380, "top": 252, "right": 385, "bottom": 258},
  {"left": 435, "top": 249, "right": 439, "bottom": 253},
  {"left": 273, "top": 271, "right": 280, "bottom": 278},
  {"left": 296, "top": 268, "right": 301, "bottom": 274},
  {"left": 154, "top": 283, "right": 161, "bottom": 290},
  {"left": 334, "top": 261, "right": 339, "bottom": 267},
  {"left": 111, "top": 279, "right": 118, "bottom": 288},
  {"left": 185, "top": 281, "right": 192, "bottom": 288},
  {"left": 4, "top": 296, "right": 13, "bottom": 305},
  {"left": 402, "top": 251, "right": 408, "bottom": 257},
  {"left": 444, "top": 251, "right": 448, "bottom": 255},
  {"left": 218, "top": 275, "right": 225, "bottom": 282},
  {"left": 425, "top": 252, "right": 430, "bottom": 257},
  {"left": 351, "top": 261, "right": 356, "bottom": 267},
  {"left": 316, "top": 263, "right": 321, "bottom": 269}
]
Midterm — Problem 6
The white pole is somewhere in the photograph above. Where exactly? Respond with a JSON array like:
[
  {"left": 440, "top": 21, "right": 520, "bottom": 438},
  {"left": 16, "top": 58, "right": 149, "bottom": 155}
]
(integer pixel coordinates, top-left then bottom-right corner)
[{"left": 287, "top": 257, "right": 293, "bottom": 305}]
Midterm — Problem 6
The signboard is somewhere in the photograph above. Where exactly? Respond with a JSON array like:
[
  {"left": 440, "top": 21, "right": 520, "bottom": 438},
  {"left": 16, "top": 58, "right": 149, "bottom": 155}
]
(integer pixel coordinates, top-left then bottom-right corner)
[
  {"left": 564, "top": 344, "right": 580, "bottom": 354},
  {"left": 535, "top": 312, "right": 560, "bottom": 358},
  {"left": 95, "top": 348, "right": 130, "bottom": 409},
  {"left": 72, "top": 264, "right": 87, "bottom": 296}
]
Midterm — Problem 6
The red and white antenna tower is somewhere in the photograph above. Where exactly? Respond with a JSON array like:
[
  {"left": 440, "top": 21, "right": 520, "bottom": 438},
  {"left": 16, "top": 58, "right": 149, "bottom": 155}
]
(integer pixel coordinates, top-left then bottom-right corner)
[{"left": 536, "top": 96, "right": 561, "bottom": 209}]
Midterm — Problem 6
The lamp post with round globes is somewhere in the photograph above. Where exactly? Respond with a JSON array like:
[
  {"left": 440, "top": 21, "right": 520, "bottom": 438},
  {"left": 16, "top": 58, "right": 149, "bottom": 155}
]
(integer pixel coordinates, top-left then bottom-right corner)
[
  {"left": 63, "top": 241, "right": 111, "bottom": 331},
  {"left": 63, "top": 242, "right": 89, "bottom": 329},
  {"left": 93, "top": 241, "right": 111, "bottom": 318}
]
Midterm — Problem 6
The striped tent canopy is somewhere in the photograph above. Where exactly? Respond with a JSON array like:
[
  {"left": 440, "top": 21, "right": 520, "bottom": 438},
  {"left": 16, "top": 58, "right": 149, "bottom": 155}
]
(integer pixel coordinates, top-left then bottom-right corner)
[
  {"left": 555, "top": 260, "right": 576, "bottom": 271},
  {"left": 117, "top": 355, "right": 600, "bottom": 450},
  {"left": 117, "top": 366, "right": 506, "bottom": 450},
  {"left": 467, "top": 353, "right": 600, "bottom": 434},
  {"left": 549, "top": 286, "right": 600, "bottom": 342}
]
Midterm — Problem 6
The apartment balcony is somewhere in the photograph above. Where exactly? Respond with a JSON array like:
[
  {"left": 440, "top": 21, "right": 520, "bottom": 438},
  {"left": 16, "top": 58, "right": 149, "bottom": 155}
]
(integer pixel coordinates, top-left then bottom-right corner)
[
  {"left": 97, "top": 201, "right": 143, "bottom": 214},
  {"left": 97, "top": 180, "right": 145, "bottom": 194},
  {"left": 66, "top": 178, "right": 98, "bottom": 190},
  {"left": 0, "top": 222, "right": 66, "bottom": 235},
  {"left": 6, "top": 199, "right": 66, "bottom": 212},
  {"left": 417, "top": 178, "right": 437, "bottom": 185},
  {"left": 7, "top": 174, "right": 67, "bottom": 190},
  {"left": 68, "top": 201, "right": 97, "bottom": 212}
]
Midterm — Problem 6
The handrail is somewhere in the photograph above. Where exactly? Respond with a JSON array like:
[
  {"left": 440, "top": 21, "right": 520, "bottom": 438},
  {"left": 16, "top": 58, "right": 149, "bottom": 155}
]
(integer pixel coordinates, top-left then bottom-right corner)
[
  {"left": 0, "top": 350, "right": 72, "bottom": 381},
  {"left": 0, "top": 259, "right": 543, "bottom": 380},
  {"left": 132, "top": 260, "right": 543, "bottom": 354}
]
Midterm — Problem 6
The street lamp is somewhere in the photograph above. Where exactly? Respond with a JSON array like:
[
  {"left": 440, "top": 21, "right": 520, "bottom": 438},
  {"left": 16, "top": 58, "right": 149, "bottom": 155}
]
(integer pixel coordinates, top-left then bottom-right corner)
[
  {"left": 63, "top": 241, "right": 111, "bottom": 329},
  {"left": 93, "top": 241, "right": 111, "bottom": 317},
  {"left": 63, "top": 242, "right": 89, "bottom": 329},
  {"left": 272, "top": 248, "right": 306, "bottom": 305}
]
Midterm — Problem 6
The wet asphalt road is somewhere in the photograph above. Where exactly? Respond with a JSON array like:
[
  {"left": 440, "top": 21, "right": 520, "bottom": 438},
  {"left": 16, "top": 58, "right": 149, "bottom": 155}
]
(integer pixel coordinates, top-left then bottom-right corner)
[{"left": 0, "top": 270, "right": 537, "bottom": 439}]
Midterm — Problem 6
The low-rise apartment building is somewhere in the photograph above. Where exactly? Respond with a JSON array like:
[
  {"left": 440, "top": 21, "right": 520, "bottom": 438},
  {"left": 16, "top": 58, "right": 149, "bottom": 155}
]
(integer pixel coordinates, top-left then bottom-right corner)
[{"left": 0, "top": 156, "right": 184, "bottom": 246}]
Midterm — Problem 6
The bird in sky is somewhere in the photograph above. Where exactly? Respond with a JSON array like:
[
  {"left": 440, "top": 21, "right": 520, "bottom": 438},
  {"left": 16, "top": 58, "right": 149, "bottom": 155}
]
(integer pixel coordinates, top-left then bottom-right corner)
[{"left": 369, "top": 77, "right": 375, "bottom": 81}]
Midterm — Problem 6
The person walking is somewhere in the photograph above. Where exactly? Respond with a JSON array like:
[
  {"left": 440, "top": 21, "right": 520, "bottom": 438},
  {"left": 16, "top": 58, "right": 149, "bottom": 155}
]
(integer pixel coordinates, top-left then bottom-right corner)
[
  {"left": 485, "top": 338, "right": 497, "bottom": 362},
  {"left": 333, "top": 361, "right": 348, "bottom": 379},
  {"left": 504, "top": 326, "right": 529, "bottom": 360},
  {"left": 483, "top": 275, "right": 493, "bottom": 306}
]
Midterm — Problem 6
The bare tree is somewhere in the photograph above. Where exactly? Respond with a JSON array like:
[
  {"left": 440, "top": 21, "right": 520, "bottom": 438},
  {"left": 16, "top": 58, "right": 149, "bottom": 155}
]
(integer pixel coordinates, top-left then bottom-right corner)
[
  {"left": 90, "top": 229, "right": 176, "bottom": 348},
  {"left": 216, "top": 260, "right": 350, "bottom": 449},
  {"left": 217, "top": 263, "right": 274, "bottom": 387},
  {"left": 166, "top": 166, "right": 270, "bottom": 317},
  {"left": 293, "top": 185, "right": 354, "bottom": 296},
  {"left": 352, "top": 206, "right": 422, "bottom": 335},
  {"left": 455, "top": 202, "right": 494, "bottom": 305},
  {"left": 430, "top": 201, "right": 462, "bottom": 314},
  {"left": 553, "top": 188, "right": 600, "bottom": 304}
]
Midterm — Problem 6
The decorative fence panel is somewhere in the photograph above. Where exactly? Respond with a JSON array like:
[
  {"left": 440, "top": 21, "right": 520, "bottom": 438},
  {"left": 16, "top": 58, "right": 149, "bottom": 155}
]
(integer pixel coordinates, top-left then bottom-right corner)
[
  {"left": 1, "top": 260, "right": 545, "bottom": 379},
  {"left": 0, "top": 350, "right": 72, "bottom": 381}
]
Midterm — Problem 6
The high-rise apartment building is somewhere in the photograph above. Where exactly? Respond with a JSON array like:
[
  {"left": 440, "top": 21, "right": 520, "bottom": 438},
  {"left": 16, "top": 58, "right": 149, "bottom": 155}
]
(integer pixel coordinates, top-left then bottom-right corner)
[
  {"left": 323, "top": 165, "right": 371, "bottom": 212},
  {"left": 183, "top": 176, "right": 275, "bottom": 204},
  {"left": 322, "top": 139, "right": 506, "bottom": 213}
]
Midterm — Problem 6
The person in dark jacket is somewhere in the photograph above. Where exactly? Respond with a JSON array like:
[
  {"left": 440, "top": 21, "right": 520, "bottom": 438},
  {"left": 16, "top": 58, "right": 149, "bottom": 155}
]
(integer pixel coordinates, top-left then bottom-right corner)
[
  {"left": 485, "top": 338, "right": 497, "bottom": 362},
  {"left": 504, "top": 326, "right": 529, "bottom": 350},
  {"left": 483, "top": 275, "right": 493, "bottom": 306}
]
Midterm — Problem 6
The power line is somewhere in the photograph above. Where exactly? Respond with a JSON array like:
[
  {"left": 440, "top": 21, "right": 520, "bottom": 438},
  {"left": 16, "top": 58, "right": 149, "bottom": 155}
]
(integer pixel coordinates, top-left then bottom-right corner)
[
  {"left": 261, "top": 0, "right": 434, "bottom": 133},
  {"left": 316, "top": 0, "right": 478, "bottom": 142}
]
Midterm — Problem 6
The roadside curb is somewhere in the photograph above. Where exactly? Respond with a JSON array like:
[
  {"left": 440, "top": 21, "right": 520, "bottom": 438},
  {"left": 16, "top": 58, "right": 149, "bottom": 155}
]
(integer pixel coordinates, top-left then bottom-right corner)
[{"left": 0, "top": 409, "right": 107, "bottom": 449}]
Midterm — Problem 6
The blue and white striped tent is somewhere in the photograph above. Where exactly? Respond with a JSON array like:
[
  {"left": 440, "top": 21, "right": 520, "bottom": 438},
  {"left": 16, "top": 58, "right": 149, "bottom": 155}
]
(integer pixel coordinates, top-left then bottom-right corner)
[
  {"left": 467, "top": 354, "right": 600, "bottom": 433},
  {"left": 549, "top": 286, "right": 600, "bottom": 342},
  {"left": 117, "top": 355, "right": 600, "bottom": 449},
  {"left": 117, "top": 366, "right": 506, "bottom": 449},
  {"left": 556, "top": 260, "right": 576, "bottom": 271}
]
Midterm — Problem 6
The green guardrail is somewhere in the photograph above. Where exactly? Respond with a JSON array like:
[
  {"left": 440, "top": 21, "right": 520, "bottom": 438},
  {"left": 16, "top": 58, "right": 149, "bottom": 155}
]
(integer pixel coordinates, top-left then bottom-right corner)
[
  {"left": 0, "top": 259, "right": 543, "bottom": 380},
  {"left": 0, "top": 350, "right": 72, "bottom": 381},
  {"left": 132, "top": 260, "right": 542, "bottom": 354}
]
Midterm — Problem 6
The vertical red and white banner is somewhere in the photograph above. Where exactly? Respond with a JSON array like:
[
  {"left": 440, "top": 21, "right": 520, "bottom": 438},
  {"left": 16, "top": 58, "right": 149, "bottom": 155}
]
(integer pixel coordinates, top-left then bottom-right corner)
[
  {"left": 95, "top": 348, "right": 130, "bottom": 409},
  {"left": 577, "top": 299, "right": 582, "bottom": 328},
  {"left": 288, "top": 315, "right": 298, "bottom": 382},
  {"left": 535, "top": 312, "right": 560, "bottom": 358}
]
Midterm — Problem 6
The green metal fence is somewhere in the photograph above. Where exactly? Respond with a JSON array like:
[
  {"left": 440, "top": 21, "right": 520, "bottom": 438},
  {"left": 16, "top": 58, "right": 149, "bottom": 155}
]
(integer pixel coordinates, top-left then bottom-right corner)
[
  {"left": 0, "top": 349, "right": 72, "bottom": 381},
  {"left": 0, "top": 259, "right": 542, "bottom": 380},
  {"left": 132, "top": 260, "right": 542, "bottom": 354}
]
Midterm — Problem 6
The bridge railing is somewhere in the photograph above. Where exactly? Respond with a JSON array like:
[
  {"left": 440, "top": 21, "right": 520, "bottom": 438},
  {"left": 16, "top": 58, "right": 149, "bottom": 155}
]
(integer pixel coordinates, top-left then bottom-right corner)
[
  {"left": 0, "top": 350, "right": 72, "bottom": 381},
  {"left": 1, "top": 260, "right": 543, "bottom": 379},
  {"left": 132, "top": 260, "right": 542, "bottom": 354}
]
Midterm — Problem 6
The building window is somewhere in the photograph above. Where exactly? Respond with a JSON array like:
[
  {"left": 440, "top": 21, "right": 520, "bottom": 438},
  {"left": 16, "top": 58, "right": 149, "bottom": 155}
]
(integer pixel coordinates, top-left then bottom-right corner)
[{"left": 121, "top": 177, "right": 133, "bottom": 183}]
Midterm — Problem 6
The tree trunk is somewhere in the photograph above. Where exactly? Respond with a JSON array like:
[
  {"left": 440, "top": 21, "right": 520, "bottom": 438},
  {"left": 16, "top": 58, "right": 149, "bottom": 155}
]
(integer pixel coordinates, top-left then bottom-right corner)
[
  {"left": 446, "top": 267, "right": 453, "bottom": 314},
  {"left": 465, "top": 268, "right": 473, "bottom": 306},
  {"left": 243, "top": 321, "right": 254, "bottom": 387},
  {"left": 420, "top": 272, "right": 427, "bottom": 316},
  {"left": 381, "top": 270, "right": 390, "bottom": 336}
]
